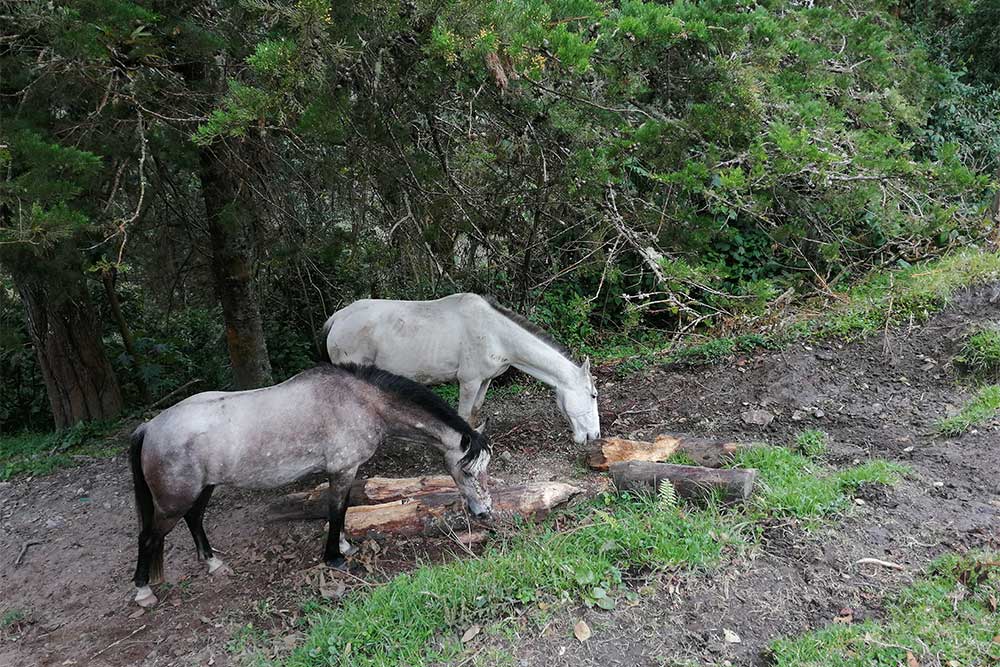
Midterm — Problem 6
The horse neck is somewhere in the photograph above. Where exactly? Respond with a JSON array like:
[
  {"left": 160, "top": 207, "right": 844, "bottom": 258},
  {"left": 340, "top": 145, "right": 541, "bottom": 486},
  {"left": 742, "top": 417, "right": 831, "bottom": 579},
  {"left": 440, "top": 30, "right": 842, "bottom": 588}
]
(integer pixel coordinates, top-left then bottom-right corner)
[
  {"left": 498, "top": 319, "right": 579, "bottom": 390},
  {"left": 381, "top": 399, "right": 462, "bottom": 450}
]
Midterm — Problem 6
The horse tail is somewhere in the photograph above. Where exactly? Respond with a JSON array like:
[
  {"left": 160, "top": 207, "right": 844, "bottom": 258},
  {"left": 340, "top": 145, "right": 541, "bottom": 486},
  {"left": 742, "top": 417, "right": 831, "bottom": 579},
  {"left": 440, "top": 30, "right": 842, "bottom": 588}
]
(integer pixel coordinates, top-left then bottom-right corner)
[
  {"left": 459, "top": 428, "right": 491, "bottom": 477},
  {"left": 317, "top": 314, "right": 334, "bottom": 363},
  {"left": 130, "top": 424, "right": 164, "bottom": 584}
]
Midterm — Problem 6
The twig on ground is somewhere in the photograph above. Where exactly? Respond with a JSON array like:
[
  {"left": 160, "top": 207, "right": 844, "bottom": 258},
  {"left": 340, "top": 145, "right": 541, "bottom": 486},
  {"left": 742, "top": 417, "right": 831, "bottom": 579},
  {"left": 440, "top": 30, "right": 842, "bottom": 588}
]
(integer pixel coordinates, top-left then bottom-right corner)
[
  {"left": 92, "top": 624, "right": 147, "bottom": 659},
  {"left": 15, "top": 540, "right": 42, "bottom": 566},
  {"left": 855, "top": 557, "right": 906, "bottom": 570}
]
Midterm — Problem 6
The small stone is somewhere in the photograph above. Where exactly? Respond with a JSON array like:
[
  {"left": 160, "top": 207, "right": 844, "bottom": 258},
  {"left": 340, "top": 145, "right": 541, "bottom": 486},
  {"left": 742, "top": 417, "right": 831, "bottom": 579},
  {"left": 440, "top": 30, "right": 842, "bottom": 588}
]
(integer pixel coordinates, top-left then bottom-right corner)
[
  {"left": 792, "top": 410, "right": 806, "bottom": 421},
  {"left": 854, "top": 498, "right": 865, "bottom": 506},
  {"left": 815, "top": 350, "right": 835, "bottom": 361},
  {"left": 813, "top": 409, "right": 825, "bottom": 419},
  {"left": 741, "top": 409, "right": 774, "bottom": 427},
  {"left": 903, "top": 446, "right": 914, "bottom": 453},
  {"left": 499, "top": 450, "right": 513, "bottom": 464},
  {"left": 933, "top": 481, "right": 945, "bottom": 488},
  {"left": 871, "top": 403, "right": 884, "bottom": 414}
]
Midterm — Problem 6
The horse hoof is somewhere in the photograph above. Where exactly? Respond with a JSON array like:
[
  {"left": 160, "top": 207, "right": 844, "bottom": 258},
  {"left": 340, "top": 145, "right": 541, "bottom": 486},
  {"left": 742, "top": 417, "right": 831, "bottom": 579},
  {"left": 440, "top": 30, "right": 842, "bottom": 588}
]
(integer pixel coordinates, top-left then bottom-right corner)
[
  {"left": 135, "top": 586, "right": 158, "bottom": 608},
  {"left": 207, "top": 557, "right": 233, "bottom": 576},
  {"left": 339, "top": 537, "right": 357, "bottom": 556},
  {"left": 325, "top": 556, "right": 349, "bottom": 571}
]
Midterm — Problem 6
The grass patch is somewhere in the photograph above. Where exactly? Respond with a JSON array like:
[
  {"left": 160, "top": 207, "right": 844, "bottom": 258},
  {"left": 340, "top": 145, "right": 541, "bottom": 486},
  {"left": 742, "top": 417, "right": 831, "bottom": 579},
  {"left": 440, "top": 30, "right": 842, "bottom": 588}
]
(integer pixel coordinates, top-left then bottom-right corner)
[
  {"left": 793, "top": 429, "right": 829, "bottom": 457},
  {"left": 273, "top": 446, "right": 902, "bottom": 666},
  {"left": 734, "top": 447, "right": 906, "bottom": 522},
  {"left": 816, "top": 249, "right": 1000, "bottom": 340},
  {"left": 664, "top": 451, "right": 699, "bottom": 466},
  {"left": 583, "top": 249, "right": 1000, "bottom": 372},
  {"left": 936, "top": 384, "right": 1000, "bottom": 436},
  {"left": 1, "top": 609, "right": 25, "bottom": 629},
  {"left": 955, "top": 324, "right": 1000, "bottom": 378},
  {"left": 0, "top": 419, "right": 123, "bottom": 480},
  {"left": 770, "top": 552, "right": 1000, "bottom": 666}
]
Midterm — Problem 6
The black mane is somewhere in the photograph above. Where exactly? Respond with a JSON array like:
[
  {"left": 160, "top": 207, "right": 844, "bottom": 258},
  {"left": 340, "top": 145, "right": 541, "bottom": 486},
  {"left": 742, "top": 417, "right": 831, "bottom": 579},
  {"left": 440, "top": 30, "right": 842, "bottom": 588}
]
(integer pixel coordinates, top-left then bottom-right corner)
[
  {"left": 483, "top": 296, "right": 574, "bottom": 361},
  {"left": 318, "top": 363, "right": 489, "bottom": 465}
]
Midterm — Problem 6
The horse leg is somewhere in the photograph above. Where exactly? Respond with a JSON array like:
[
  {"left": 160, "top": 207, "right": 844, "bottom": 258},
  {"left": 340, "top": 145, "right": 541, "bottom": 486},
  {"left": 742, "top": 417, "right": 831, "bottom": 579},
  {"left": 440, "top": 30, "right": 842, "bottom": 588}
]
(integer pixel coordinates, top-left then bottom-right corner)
[
  {"left": 470, "top": 378, "right": 492, "bottom": 425},
  {"left": 133, "top": 513, "right": 180, "bottom": 608},
  {"left": 457, "top": 379, "right": 482, "bottom": 424},
  {"left": 183, "top": 485, "right": 229, "bottom": 576},
  {"left": 323, "top": 468, "right": 358, "bottom": 570}
]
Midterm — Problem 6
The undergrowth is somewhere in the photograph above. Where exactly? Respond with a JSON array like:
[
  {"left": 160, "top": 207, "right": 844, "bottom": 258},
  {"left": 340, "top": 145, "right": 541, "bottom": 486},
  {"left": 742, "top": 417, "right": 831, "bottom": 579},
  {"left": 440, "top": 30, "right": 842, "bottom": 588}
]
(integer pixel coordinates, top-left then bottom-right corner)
[
  {"left": 954, "top": 324, "right": 1000, "bottom": 379},
  {"left": 936, "top": 384, "right": 1000, "bottom": 436},
  {"left": 271, "top": 445, "right": 906, "bottom": 667},
  {"left": 591, "top": 249, "right": 1000, "bottom": 375},
  {"left": 0, "top": 420, "right": 122, "bottom": 479},
  {"left": 770, "top": 552, "right": 1000, "bottom": 666}
]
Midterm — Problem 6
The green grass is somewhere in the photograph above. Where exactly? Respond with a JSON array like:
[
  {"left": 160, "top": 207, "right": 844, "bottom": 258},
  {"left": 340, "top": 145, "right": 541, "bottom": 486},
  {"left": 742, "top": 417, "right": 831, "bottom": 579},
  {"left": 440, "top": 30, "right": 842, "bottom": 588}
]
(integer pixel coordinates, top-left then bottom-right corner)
[
  {"left": 793, "top": 429, "right": 829, "bottom": 458},
  {"left": 1, "top": 609, "right": 25, "bottom": 629},
  {"left": 815, "top": 249, "right": 1000, "bottom": 340},
  {"left": 584, "top": 249, "right": 1000, "bottom": 374},
  {"left": 770, "top": 552, "right": 1000, "bottom": 666},
  {"left": 272, "top": 446, "right": 903, "bottom": 666},
  {"left": 431, "top": 382, "right": 534, "bottom": 406},
  {"left": 955, "top": 324, "right": 1000, "bottom": 378},
  {"left": 0, "top": 419, "right": 123, "bottom": 479},
  {"left": 734, "top": 447, "right": 906, "bottom": 522},
  {"left": 936, "top": 384, "right": 1000, "bottom": 436}
]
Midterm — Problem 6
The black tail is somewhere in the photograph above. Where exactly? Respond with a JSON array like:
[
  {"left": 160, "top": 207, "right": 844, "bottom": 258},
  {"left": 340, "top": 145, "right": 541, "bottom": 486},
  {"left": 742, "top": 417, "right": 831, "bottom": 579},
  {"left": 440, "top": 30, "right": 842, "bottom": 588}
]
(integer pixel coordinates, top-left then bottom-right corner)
[
  {"left": 130, "top": 425, "right": 153, "bottom": 532},
  {"left": 317, "top": 315, "right": 333, "bottom": 363},
  {"left": 130, "top": 425, "right": 164, "bottom": 585}
]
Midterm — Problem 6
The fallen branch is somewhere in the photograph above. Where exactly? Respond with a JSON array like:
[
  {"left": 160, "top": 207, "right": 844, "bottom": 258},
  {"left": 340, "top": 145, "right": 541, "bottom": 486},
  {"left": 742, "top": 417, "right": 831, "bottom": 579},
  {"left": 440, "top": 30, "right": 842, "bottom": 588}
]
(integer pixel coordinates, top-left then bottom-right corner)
[
  {"left": 587, "top": 433, "right": 750, "bottom": 470},
  {"left": 610, "top": 461, "right": 757, "bottom": 503},
  {"left": 269, "top": 478, "right": 584, "bottom": 537}
]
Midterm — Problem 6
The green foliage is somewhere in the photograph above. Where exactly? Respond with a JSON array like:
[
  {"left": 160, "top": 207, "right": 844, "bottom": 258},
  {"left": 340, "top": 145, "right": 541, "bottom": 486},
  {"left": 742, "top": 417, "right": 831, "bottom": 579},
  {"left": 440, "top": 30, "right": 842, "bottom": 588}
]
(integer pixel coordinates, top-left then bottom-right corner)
[
  {"left": 818, "top": 250, "right": 1000, "bottom": 339},
  {"left": 936, "top": 384, "right": 1000, "bottom": 436},
  {"left": 733, "top": 447, "right": 906, "bottom": 520},
  {"left": 794, "top": 429, "right": 829, "bottom": 458},
  {"left": 771, "top": 552, "right": 1000, "bottom": 666},
  {"left": 954, "top": 324, "right": 1000, "bottom": 378},
  {"left": 0, "top": 420, "right": 122, "bottom": 479}
]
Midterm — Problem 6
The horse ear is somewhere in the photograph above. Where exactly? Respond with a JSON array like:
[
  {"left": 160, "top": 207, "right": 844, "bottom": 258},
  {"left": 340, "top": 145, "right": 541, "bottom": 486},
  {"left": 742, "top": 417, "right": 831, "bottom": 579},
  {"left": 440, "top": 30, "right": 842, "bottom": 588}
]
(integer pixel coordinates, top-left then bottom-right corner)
[
  {"left": 581, "top": 357, "right": 591, "bottom": 375},
  {"left": 474, "top": 417, "right": 491, "bottom": 434}
]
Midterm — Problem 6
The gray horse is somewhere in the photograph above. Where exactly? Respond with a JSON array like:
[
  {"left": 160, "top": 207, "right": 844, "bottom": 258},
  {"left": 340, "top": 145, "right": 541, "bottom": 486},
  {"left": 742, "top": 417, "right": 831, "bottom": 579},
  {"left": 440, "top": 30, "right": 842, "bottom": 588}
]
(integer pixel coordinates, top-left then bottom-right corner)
[{"left": 129, "top": 363, "right": 492, "bottom": 608}]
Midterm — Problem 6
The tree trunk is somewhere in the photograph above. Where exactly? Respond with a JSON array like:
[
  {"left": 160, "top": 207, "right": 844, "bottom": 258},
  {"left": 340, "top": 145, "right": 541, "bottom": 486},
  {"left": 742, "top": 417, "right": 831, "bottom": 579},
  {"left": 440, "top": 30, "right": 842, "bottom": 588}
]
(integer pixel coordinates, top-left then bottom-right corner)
[
  {"left": 198, "top": 144, "right": 273, "bottom": 389},
  {"left": 101, "top": 268, "right": 151, "bottom": 403},
  {"left": 268, "top": 477, "right": 584, "bottom": 527},
  {"left": 12, "top": 266, "right": 123, "bottom": 429},
  {"left": 587, "top": 433, "right": 750, "bottom": 470}
]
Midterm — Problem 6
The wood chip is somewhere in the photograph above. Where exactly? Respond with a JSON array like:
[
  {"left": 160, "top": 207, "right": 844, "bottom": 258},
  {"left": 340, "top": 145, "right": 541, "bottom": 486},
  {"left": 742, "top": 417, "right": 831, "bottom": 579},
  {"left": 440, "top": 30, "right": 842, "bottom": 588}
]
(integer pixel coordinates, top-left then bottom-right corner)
[{"left": 573, "top": 619, "right": 591, "bottom": 642}]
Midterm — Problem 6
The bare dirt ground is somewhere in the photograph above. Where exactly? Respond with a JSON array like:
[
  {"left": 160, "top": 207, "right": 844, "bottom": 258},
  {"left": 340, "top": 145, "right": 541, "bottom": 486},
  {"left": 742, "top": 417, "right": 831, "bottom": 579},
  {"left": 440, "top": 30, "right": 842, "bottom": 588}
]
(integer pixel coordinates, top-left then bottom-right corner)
[{"left": 2, "top": 284, "right": 999, "bottom": 667}]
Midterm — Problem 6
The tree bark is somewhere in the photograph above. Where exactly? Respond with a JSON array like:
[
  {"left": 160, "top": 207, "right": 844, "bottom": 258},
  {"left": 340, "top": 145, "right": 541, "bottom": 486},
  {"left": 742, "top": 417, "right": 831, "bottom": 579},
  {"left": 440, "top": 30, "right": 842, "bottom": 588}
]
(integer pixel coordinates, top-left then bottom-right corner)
[
  {"left": 587, "top": 433, "right": 750, "bottom": 470},
  {"left": 11, "top": 264, "right": 123, "bottom": 429},
  {"left": 101, "top": 268, "right": 151, "bottom": 403},
  {"left": 268, "top": 477, "right": 584, "bottom": 528},
  {"left": 198, "top": 144, "right": 273, "bottom": 389},
  {"left": 610, "top": 461, "right": 757, "bottom": 504}
]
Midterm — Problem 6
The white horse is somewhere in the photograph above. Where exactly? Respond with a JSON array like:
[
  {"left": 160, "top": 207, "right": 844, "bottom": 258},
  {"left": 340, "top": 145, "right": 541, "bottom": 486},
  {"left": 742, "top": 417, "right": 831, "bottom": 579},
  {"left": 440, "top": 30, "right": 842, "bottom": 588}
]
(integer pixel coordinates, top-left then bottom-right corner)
[{"left": 321, "top": 293, "right": 601, "bottom": 443}]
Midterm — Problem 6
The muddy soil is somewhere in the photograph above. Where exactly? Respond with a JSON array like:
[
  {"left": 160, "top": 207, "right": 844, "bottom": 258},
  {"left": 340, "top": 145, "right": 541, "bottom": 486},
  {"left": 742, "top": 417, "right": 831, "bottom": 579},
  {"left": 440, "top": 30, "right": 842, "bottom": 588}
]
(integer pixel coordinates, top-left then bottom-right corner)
[{"left": 2, "top": 285, "right": 998, "bottom": 667}]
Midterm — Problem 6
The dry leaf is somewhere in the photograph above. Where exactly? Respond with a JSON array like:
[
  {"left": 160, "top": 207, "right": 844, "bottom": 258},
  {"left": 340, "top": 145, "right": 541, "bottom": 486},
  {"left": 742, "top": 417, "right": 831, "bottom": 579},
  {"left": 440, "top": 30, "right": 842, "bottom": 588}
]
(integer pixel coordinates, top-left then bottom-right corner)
[
  {"left": 906, "top": 651, "right": 919, "bottom": 667},
  {"left": 461, "top": 624, "right": 481, "bottom": 644},
  {"left": 574, "top": 619, "right": 591, "bottom": 642},
  {"left": 723, "top": 628, "right": 741, "bottom": 643},
  {"left": 833, "top": 607, "right": 854, "bottom": 624}
]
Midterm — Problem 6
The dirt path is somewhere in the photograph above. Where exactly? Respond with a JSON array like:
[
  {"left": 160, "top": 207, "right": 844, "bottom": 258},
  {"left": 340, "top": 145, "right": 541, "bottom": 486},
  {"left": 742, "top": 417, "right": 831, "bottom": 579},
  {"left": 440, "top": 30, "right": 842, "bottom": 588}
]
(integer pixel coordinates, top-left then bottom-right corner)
[{"left": 2, "top": 285, "right": 998, "bottom": 666}]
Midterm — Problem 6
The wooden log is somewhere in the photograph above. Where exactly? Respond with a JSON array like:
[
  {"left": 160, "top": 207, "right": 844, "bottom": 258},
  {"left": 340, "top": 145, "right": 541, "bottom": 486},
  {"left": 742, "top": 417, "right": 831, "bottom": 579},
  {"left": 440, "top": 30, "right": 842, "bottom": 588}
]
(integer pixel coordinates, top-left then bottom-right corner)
[
  {"left": 586, "top": 433, "right": 749, "bottom": 470},
  {"left": 268, "top": 475, "right": 501, "bottom": 519},
  {"left": 610, "top": 461, "right": 757, "bottom": 503},
  {"left": 268, "top": 479, "right": 585, "bottom": 536}
]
